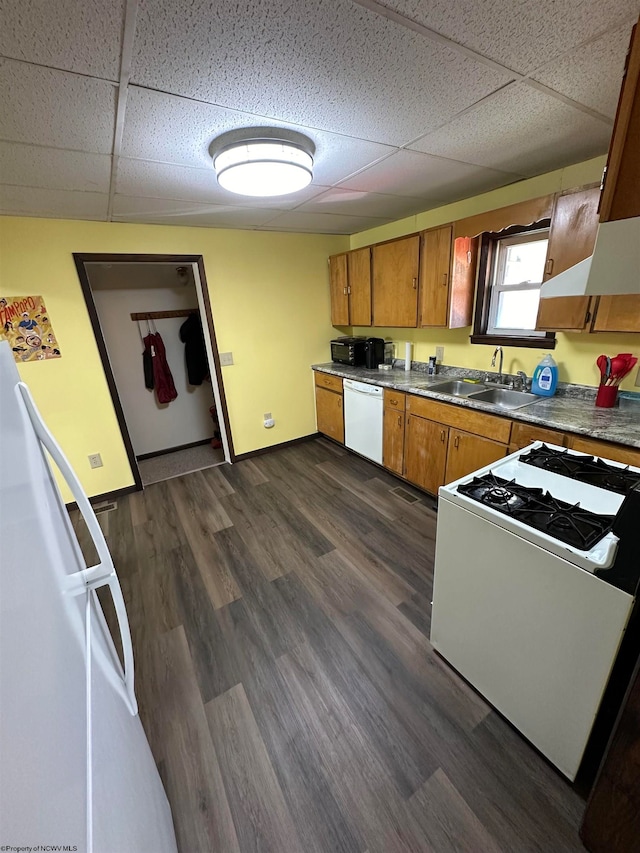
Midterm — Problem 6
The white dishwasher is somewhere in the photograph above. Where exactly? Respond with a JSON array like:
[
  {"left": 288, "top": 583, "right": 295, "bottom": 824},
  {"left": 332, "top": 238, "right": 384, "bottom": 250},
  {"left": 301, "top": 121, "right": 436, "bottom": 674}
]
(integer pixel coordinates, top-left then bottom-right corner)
[{"left": 343, "top": 378, "right": 383, "bottom": 464}]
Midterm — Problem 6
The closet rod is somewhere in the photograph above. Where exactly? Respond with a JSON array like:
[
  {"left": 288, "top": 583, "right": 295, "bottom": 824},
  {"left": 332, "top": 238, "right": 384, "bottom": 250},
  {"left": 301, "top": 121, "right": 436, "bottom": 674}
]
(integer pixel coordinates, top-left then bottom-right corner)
[{"left": 130, "top": 309, "right": 199, "bottom": 321}]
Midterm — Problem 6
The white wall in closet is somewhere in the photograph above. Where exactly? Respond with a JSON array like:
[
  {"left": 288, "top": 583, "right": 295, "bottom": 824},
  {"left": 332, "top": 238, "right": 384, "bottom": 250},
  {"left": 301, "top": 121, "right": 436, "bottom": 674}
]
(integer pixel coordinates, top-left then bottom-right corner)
[{"left": 91, "top": 266, "right": 214, "bottom": 457}]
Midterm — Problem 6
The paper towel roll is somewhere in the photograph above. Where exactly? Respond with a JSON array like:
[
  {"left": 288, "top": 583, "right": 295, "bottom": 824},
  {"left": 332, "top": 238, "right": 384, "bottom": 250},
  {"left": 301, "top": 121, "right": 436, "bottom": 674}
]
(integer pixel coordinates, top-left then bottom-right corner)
[{"left": 405, "top": 341, "right": 411, "bottom": 372}]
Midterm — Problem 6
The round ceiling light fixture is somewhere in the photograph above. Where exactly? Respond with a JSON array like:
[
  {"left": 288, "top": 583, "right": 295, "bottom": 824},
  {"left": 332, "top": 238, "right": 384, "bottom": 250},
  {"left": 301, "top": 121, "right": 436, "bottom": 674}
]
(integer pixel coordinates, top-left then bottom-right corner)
[{"left": 209, "top": 128, "right": 315, "bottom": 197}]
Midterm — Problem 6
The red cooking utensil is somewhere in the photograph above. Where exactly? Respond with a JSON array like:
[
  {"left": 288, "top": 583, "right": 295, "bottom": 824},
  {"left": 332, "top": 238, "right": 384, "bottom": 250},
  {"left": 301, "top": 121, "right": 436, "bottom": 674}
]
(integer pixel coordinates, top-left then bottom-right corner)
[
  {"left": 596, "top": 354, "right": 608, "bottom": 384},
  {"left": 609, "top": 354, "right": 628, "bottom": 383},
  {"left": 614, "top": 356, "right": 637, "bottom": 386}
]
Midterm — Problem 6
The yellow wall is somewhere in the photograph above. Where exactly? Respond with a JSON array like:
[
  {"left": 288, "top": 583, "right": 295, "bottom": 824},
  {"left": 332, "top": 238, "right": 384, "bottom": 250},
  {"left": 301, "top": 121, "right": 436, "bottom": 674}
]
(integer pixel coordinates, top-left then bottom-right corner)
[
  {"left": 349, "top": 155, "right": 640, "bottom": 391},
  {"left": 0, "top": 217, "right": 347, "bottom": 500}
]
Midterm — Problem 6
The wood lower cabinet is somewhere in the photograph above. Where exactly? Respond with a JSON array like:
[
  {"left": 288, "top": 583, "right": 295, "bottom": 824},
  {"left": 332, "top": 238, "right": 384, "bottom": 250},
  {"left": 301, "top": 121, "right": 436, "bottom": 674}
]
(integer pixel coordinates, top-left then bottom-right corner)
[
  {"left": 536, "top": 187, "right": 600, "bottom": 332},
  {"left": 383, "top": 406, "right": 406, "bottom": 475},
  {"left": 509, "top": 421, "right": 568, "bottom": 452},
  {"left": 404, "top": 415, "right": 448, "bottom": 494},
  {"left": 569, "top": 436, "right": 640, "bottom": 468},
  {"left": 372, "top": 235, "right": 420, "bottom": 327},
  {"left": 315, "top": 386, "right": 344, "bottom": 444},
  {"left": 444, "top": 430, "right": 508, "bottom": 485}
]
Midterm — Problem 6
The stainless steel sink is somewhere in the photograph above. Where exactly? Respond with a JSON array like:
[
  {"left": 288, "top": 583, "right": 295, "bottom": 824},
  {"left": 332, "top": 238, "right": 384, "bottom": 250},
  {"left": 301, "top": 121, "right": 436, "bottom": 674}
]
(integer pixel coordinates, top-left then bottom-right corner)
[
  {"left": 468, "top": 388, "right": 541, "bottom": 410},
  {"left": 429, "top": 380, "right": 488, "bottom": 398}
]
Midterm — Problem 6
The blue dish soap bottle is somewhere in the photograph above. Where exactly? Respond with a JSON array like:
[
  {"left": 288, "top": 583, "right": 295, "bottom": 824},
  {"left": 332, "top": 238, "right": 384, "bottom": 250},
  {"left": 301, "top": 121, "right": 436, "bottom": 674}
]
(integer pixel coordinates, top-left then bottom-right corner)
[{"left": 532, "top": 354, "right": 558, "bottom": 397}]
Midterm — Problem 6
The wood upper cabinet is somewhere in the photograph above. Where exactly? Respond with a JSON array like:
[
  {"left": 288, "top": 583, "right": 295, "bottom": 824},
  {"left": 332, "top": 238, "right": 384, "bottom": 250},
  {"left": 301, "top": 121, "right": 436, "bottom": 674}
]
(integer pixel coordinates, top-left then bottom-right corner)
[
  {"left": 444, "top": 430, "right": 508, "bottom": 485},
  {"left": 347, "top": 247, "right": 372, "bottom": 326},
  {"left": 536, "top": 187, "right": 601, "bottom": 332},
  {"left": 329, "top": 249, "right": 372, "bottom": 327},
  {"left": 404, "top": 414, "right": 448, "bottom": 494},
  {"left": 372, "top": 235, "right": 420, "bottom": 327},
  {"left": 315, "top": 385, "right": 344, "bottom": 444},
  {"left": 591, "top": 295, "right": 640, "bottom": 333},
  {"left": 600, "top": 21, "right": 640, "bottom": 223},
  {"left": 419, "top": 225, "right": 477, "bottom": 328},
  {"left": 329, "top": 254, "right": 349, "bottom": 326}
]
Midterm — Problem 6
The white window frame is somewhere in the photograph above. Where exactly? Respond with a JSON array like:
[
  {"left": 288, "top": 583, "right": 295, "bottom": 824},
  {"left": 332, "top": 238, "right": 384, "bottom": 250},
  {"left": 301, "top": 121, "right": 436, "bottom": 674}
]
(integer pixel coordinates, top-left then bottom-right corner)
[{"left": 486, "top": 229, "right": 549, "bottom": 337}]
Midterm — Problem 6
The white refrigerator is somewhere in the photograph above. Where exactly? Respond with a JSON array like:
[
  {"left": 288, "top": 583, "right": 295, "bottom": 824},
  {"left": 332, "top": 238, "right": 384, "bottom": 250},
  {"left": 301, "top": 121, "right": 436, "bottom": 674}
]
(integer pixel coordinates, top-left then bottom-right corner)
[{"left": 0, "top": 342, "right": 177, "bottom": 853}]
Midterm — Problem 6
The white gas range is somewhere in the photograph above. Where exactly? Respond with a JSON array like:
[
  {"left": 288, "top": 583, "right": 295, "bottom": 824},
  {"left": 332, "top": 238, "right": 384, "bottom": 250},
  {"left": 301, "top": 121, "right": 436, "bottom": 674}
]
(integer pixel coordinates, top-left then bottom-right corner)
[{"left": 430, "top": 442, "right": 640, "bottom": 782}]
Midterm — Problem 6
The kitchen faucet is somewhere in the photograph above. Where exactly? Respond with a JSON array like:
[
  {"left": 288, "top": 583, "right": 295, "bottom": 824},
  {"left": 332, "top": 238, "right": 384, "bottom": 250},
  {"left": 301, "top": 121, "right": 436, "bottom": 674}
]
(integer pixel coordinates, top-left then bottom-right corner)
[{"left": 491, "top": 346, "right": 504, "bottom": 383}]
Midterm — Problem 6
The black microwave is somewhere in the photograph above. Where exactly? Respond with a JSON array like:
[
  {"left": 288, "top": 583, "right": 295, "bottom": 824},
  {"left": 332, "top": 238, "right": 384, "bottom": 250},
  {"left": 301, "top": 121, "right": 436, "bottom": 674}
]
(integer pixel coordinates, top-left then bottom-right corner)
[{"left": 331, "top": 336, "right": 367, "bottom": 366}]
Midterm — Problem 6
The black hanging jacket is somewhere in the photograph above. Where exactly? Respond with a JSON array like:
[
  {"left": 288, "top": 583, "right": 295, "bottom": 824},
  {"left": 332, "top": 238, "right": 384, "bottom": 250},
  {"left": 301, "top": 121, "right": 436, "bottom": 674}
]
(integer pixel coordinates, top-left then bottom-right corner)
[{"left": 179, "top": 313, "right": 209, "bottom": 386}]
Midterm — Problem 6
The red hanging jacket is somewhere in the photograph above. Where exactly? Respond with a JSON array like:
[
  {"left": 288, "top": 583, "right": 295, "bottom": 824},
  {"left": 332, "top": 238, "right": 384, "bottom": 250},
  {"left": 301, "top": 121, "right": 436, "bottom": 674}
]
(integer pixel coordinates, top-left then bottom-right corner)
[{"left": 143, "top": 331, "right": 178, "bottom": 404}]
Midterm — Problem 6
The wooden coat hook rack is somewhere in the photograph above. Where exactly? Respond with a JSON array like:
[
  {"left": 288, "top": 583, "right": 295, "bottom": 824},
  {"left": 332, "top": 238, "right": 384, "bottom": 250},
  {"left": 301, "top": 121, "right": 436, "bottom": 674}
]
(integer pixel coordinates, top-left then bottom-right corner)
[{"left": 130, "top": 309, "right": 199, "bottom": 321}]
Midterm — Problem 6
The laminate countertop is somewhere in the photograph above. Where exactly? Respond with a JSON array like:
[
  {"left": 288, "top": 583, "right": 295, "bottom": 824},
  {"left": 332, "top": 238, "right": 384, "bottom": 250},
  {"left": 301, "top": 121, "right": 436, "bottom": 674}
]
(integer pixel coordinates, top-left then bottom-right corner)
[{"left": 312, "top": 363, "right": 640, "bottom": 450}]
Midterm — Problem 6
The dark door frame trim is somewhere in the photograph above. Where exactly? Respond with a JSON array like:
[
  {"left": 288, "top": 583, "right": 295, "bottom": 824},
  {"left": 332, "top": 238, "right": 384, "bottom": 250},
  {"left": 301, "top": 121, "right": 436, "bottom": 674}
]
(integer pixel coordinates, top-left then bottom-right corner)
[{"left": 72, "top": 253, "right": 236, "bottom": 492}]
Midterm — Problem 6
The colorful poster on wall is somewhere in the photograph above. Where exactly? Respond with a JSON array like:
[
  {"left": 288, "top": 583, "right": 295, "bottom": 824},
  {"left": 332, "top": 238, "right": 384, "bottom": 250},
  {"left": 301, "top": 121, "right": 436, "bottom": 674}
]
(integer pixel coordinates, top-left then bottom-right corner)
[{"left": 0, "top": 295, "right": 61, "bottom": 362}]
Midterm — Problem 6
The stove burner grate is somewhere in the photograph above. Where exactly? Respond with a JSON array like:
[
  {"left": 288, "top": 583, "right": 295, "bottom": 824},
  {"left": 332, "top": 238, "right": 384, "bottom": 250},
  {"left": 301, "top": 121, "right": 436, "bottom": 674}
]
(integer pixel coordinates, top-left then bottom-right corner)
[
  {"left": 520, "top": 445, "right": 640, "bottom": 495},
  {"left": 457, "top": 473, "right": 614, "bottom": 551}
]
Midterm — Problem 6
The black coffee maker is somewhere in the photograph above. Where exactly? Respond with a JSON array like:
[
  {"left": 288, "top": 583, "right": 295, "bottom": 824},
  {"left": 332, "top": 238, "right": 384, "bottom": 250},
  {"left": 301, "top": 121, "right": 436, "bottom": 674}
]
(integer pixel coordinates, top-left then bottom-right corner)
[{"left": 364, "top": 337, "right": 385, "bottom": 369}]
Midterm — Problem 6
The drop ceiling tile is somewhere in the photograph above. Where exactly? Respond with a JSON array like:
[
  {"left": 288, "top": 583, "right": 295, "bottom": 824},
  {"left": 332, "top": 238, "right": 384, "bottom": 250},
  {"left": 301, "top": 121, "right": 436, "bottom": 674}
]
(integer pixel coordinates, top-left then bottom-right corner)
[
  {"left": 130, "top": 0, "right": 512, "bottom": 145},
  {"left": 260, "top": 210, "right": 390, "bottom": 235},
  {"left": 0, "top": 185, "right": 108, "bottom": 219},
  {"left": 296, "top": 188, "right": 428, "bottom": 219},
  {"left": 0, "top": 0, "right": 125, "bottom": 80},
  {"left": 0, "top": 142, "right": 111, "bottom": 192},
  {"left": 379, "top": 0, "right": 639, "bottom": 74},
  {"left": 121, "top": 87, "right": 396, "bottom": 183},
  {"left": 116, "top": 158, "right": 329, "bottom": 208},
  {"left": 532, "top": 23, "right": 633, "bottom": 119},
  {"left": 112, "top": 195, "right": 279, "bottom": 228},
  {"left": 339, "top": 149, "right": 524, "bottom": 200},
  {"left": 411, "top": 84, "right": 613, "bottom": 177},
  {"left": 0, "top": 60, "right": 117, "bottom": 153}
]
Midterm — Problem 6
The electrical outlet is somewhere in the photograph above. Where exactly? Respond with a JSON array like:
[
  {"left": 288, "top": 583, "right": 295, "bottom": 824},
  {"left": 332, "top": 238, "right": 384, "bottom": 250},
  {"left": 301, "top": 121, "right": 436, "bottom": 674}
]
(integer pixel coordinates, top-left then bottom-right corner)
[
  {"left": 435, "top": 346, "right": 444, "bottom": 363},
  {"left": 263, "top": 412, "right": 275, "bottom": 428},
  {"left": 88, "top": 453, "right": 103, "bottom": 469},
  {"left": 219, "top": 352, "right": 234, "bottom": 366}
]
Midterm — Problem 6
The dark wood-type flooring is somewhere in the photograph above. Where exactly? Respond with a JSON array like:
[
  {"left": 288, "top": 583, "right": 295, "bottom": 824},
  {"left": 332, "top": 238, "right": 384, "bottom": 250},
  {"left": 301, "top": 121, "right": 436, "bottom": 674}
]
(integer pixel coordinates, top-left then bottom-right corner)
[{"left": 71, "top": 438, "right": 586, "bottom": 853}]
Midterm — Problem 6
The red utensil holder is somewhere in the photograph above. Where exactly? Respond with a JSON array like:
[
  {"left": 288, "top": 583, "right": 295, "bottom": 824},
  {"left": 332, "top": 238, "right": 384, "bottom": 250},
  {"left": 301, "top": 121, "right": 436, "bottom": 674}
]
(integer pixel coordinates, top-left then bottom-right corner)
[{"left": 595, "top": 385, "right": 618, "bottom": 408}]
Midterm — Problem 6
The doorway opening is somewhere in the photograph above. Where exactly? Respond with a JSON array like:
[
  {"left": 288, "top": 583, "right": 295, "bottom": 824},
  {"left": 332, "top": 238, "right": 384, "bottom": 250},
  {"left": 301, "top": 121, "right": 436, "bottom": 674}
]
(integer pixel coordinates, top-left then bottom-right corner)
[{"left": 73, "top": 254, "right": 234, "bottom": 489}]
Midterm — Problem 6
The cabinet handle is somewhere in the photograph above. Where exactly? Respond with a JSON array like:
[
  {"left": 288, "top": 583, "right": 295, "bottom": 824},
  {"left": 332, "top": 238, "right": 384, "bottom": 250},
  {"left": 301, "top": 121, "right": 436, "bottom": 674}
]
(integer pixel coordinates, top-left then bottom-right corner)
[
  {"left": 453, "top": 434, "right": 460, "bottom": 449},
  {"left": 585, "top": 309, "right": 591, "bottom": 325},
  {"left": 337, "top": 398, "right": 342, "bottom": 408},
  {"left": 347, "top": 286, "right": 351, "bottom": 295},
  {"left": 440, "top": 429, "right": 446, "bottom": 443},
  {"left": 442, "top": 273, "right": 448, "bottom": 286},
  {"left": 545, "top": 258, "right": 554, "bottom": 276},
  {"left": 467, "top": 250, "right": 472, "bottom": 264},
  {"left": 398, "top": 414, "right": 402, "bottom": 427},
  {"left": 343, "top": 287, "right": 348, "bottom": 295},
  {"left": 389, "top": 398, "right": 398, "bottom": 405},
  {"left": 412, "top": 277, "right": 417, "bottom": 289}
]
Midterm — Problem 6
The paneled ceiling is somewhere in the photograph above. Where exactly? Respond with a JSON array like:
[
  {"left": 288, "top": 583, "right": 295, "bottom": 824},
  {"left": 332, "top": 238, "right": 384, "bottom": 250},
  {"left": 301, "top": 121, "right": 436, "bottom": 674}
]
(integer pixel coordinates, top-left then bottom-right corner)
[{"left": 0, "top": 0, "right": 638, "bottom": 234}]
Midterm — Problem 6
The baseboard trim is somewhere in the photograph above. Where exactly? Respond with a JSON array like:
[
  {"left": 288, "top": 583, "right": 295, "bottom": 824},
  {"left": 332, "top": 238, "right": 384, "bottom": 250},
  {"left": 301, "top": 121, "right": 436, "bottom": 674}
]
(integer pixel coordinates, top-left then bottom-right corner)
[
  {"left": 66, "top": 483, "right": 139, "bottom": 512},
  {"left": 136, "top": 437, "right": 214, "bottom": 461},
  {"left": 231, "top": 433, "right": 319, "bottom": 462}
]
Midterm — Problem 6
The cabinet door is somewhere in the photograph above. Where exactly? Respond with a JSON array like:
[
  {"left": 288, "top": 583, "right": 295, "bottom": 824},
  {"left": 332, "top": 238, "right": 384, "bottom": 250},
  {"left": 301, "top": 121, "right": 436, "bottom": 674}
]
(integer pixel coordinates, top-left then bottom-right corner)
[
  {"left": 347, "top": 247, "right": 372, "bottom": 326},
  {"left": 449, "top": 235, "right": 478, "bottom": 328},
  {"left": 404, "top": 415, "right": 448, "bottom": 494},
  {"left": 600, "top": 22, "right": 640, "bottom": 222},
  {"left": 568, "top": 436, "right": 640, "bottom": 468},
  {"left": 536, "top": 187, "right": 600, "bottom": 331},
  {"left": 419, "top": 225, "right": 452, "bottom": 327},
  {"left": 315, "top": 387, "right": 344, "bottom": 444},
  {"left": 383, "top": 406, "right": 405, "bottom": 475},
  {"left": 329, "top": 254, "right": 349, "bottom": 326},
  {"left": 372, "top": 235, "right": 420, "bottom": 327},
  {"left": 592, "top": 295, "right": 640, "bottom": 332},
  {"left": 445, "top": 430, "right": 507, "bottom": 485}
]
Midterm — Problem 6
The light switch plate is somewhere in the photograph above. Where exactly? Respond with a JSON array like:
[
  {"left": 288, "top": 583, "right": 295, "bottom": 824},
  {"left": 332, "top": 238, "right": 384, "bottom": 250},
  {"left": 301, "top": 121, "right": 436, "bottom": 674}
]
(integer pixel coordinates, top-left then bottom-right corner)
[
  {"left": 435, "top": 346, "right": 444, "bottom": 363},
  {"left": 219, "top": 352, "right": 234, "bottom": 366},
  {"left": 88, "top": 453, "right": 103, "bottom": 469}
]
